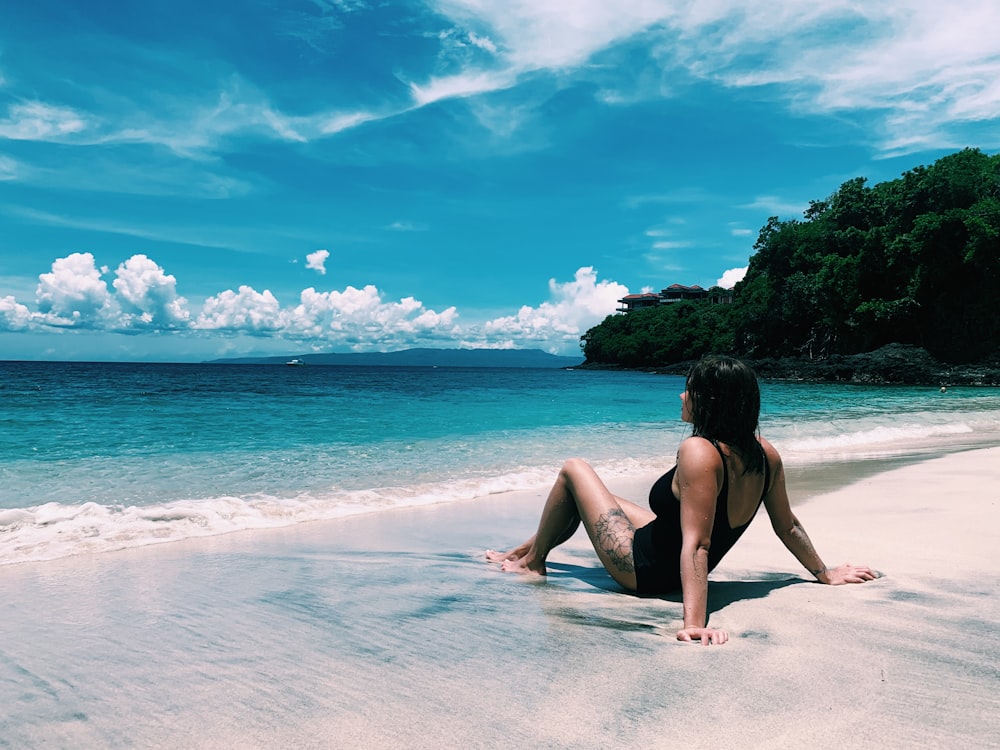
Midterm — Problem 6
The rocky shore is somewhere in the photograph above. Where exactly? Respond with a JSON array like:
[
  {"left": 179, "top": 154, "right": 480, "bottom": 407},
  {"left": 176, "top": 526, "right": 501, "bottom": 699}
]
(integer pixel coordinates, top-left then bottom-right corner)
[{"left": 579, "top": 344, "right": 1000, "bottom": 386}]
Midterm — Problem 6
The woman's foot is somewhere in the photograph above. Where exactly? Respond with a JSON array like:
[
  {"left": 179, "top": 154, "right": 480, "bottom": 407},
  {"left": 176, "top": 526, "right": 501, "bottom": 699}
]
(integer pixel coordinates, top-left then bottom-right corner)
[
  {"left": 485, "top": 537, "right": 533, "bottom": 563},
  {"left": 500, "top": 552, "right": 547, "bottom": 577},
  {"left": 485, "top": 548, "right": 514, "bottom": 563}
]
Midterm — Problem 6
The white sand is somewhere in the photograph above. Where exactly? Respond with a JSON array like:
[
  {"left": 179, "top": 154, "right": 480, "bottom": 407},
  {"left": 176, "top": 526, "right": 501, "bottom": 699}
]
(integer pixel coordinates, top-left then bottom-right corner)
[{"left": 1, "top": 448, "right": 998, "bottom": 749}]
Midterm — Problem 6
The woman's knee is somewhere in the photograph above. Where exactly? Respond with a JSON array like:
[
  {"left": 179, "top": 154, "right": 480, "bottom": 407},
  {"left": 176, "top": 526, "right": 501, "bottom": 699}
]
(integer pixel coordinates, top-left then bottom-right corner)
[
  {"left": 560, "top": 457, "right": 593, "bottom": 477},
  {"left": 559, "top": 458, "right": 592, "bottom": 491},
  {"left": 559, "top": 458, "right": 608, "bottom": 501}
]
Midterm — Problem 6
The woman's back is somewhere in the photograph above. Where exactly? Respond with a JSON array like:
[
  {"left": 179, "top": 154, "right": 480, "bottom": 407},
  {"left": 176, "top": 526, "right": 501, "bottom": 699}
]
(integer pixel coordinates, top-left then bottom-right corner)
[{"left": 708, "top": 438, "right": 771, "bottom": 529}]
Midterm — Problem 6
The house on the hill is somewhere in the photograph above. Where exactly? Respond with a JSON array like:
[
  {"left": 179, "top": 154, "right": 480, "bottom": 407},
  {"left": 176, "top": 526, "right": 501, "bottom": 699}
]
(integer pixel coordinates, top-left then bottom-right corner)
[
  {"left": 662, "top": 283, "right": 710, "bottom": 303},
  {"left": 617, "top": 284, "right": 734, "bottom": 313},
  {"left": 615, "top": 292, "right": 661, "bottom": 313}
]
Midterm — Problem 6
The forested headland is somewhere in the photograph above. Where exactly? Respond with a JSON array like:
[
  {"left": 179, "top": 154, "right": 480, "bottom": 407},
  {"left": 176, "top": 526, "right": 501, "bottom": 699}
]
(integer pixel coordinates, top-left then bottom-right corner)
[{"left": 580, "top": 148, "right": 1000, "bottom": 384}]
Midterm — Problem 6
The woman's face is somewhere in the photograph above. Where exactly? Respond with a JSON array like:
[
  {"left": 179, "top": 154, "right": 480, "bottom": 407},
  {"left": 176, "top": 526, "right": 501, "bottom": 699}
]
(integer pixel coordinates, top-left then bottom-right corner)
[{"left": 680, "top": 389, "right": 694, "bottom": 423}]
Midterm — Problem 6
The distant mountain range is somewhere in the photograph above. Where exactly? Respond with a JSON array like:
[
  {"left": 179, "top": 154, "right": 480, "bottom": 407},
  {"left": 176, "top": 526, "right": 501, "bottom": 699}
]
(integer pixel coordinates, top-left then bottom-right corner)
[{"left": 206, "top": 347, "right": 584, "bottom": 368}]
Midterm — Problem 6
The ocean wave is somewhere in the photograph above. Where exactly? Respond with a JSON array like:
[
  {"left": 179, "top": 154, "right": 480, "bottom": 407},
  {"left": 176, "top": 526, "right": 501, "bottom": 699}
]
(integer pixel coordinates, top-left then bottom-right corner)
[
  {"left": 774, "top": 420, "right": 983, "bottom": 462},
  {"left": 4, "top": 415, "right": 999, "bottom": 566},
  {"left": 0, "top": 467, "right": 569, "bottom": 566}
]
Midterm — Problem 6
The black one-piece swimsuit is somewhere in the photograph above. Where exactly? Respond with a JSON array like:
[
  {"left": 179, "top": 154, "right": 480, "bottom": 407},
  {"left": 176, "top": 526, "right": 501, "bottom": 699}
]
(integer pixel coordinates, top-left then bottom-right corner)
[{"left": 632, "top": 441, "right": 770, "bottom": 595}]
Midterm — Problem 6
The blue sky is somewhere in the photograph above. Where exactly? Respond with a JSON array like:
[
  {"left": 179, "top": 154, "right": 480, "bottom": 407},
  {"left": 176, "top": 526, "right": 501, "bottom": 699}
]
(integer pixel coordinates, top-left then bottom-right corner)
[{"left": 1, "top": 0, "right": 998, "bottom": 361}]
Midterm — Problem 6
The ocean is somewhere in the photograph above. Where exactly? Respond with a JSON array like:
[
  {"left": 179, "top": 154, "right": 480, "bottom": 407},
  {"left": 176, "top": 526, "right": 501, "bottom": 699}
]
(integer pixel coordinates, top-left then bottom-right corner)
[{"left": 3, "top": 360, "right": 999, "bottom": 566}]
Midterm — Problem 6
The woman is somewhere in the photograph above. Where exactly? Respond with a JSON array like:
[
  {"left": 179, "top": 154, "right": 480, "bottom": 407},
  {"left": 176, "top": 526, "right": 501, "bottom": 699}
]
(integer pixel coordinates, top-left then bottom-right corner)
[{"left": 487, "top": 355, "right": 877, "bottom": 645}]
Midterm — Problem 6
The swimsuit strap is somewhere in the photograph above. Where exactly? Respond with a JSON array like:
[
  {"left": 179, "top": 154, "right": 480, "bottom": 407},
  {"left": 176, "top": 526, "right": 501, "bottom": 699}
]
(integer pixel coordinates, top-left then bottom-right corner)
[
  {"left": 759, "top": 443, "right": 772, "bottom": 502},
  {"left": 709, "top": 440, "right": 729, "bottom": 498}
]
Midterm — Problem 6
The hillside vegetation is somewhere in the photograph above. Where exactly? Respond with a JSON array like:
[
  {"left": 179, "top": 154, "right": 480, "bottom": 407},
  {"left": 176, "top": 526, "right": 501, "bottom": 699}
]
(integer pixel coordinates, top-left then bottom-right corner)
[{"left": 582, "top": 149, "right": 1000, "bottom": 372}]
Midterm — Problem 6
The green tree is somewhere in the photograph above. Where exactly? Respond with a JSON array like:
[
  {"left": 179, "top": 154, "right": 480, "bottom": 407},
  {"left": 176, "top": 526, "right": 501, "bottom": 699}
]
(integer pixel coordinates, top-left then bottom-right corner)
[{"left": 581, "top": 149, "right": 1000, "bottom": 366}]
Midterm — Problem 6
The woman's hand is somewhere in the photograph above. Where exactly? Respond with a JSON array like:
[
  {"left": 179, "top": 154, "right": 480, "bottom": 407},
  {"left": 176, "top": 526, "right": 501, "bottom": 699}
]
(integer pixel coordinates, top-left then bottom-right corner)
[
  {"left": 818, "top": 563, "right": 879, "bottom": 585},
  {"left": 676, "top": 627, "right": 728, "bottom": 645}
]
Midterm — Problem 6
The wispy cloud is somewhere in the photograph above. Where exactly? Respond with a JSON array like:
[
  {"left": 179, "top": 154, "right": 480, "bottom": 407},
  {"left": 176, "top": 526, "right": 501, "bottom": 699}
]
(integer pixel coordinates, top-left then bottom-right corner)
[
  {"left": 740, "top": 195, "right": 807, "bottom": 218},
  {"left": 3, "top": 156, "right": 256, "bottom": 198},
  {"left": 385, "top": 221, "right": 428, "bottom": 232},
  {"left": 660, "top": 1, "right": 1000, "bottom": 152},
  {"left": 7, "top": 1, "right": 995, "bottom": 165},
  {"left": 3, "top": 206, "right": 271, "bottom": 254},
  {"left": 0, "top": 80, "right": 390, "bottom": 161},
  {"left": 429, "top": 0, "right": 669, "bottom": 72},
  {"left": 0, "top": 101, "right": 89, "bottom": 141},
  {"left": 424, "top": 0, "right": 1000, "bottom": 153},
  {"left": 408, "top": 70, "right": 516, "bottom": 106},
  {"left": 623, "top": 189, "right": 713, "bottom": 209},
  {"left": 0, "top": 155, "right": 18, "bottom": 181}
]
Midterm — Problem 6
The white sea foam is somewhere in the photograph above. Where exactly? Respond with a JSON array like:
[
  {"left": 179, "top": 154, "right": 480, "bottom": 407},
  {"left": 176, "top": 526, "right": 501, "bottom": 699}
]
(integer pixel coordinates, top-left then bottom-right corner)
[
  {"left": 776, "top": 421, "right": 980, "bottom": 462},
  {"left": 0, "top": 467, "right": 570, "bottom": 566},
  {"left": 4, "top": 362, "right": 999, "bottom": 568},
  {"left": 4, "top": 415, "right": 998, "bottom": 566}
]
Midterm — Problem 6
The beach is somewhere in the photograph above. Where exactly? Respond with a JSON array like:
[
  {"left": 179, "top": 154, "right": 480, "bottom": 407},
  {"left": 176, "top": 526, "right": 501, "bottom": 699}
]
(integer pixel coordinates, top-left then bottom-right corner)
[{"left": 3, "top": 447, "right": 998, "bottom": 749}]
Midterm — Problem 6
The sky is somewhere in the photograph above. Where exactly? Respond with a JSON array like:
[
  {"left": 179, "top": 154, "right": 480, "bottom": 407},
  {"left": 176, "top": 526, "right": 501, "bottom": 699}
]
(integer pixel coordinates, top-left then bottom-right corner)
[{"left": 1, "top": 1, "right": 999, "bottom": 361}]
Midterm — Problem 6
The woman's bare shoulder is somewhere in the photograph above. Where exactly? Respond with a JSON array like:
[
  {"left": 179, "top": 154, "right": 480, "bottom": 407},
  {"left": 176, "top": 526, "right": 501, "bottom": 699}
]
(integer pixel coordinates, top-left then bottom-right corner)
[
  {"left": 757, "top": 436, "right": 784, "bottom": 470},
  {"left": 756, "top": 435, "right": 775, "bottom": 453},
  {"left": 677, "top": 436, "right": 723, "bottom": 465}
]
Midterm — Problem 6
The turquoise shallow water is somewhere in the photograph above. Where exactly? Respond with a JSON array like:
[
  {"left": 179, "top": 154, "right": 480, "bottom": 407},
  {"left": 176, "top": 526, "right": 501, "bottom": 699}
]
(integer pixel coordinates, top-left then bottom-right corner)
[{"left": 2, "top": 360, "right": 999, "bottom": 564}]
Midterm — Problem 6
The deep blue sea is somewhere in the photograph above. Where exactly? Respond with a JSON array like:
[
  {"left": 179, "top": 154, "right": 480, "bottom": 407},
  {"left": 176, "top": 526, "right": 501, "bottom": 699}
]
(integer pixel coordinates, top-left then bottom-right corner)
[{"left": 2, "top": 360, "right": 999, "bottom": 565}]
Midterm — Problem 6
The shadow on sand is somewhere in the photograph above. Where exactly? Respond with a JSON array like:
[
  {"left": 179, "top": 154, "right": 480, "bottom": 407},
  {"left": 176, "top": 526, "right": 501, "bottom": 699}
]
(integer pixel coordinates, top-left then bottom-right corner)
[{"left": 546, "top": 561, "right": 804, "bottom": 613}]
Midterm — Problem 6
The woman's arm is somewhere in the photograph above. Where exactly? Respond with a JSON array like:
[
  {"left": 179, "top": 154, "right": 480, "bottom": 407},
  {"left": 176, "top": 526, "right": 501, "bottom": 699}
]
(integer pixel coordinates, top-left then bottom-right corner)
[
  {"left": 674, "top": 438, "right": 728, "bottom": 644},
  {"left": 761, "top": 439, "right": 877, "bottom": 585}
]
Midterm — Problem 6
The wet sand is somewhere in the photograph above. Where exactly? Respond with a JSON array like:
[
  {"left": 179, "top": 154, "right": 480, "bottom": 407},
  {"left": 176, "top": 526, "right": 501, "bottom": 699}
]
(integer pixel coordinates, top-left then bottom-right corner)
[{"left": 2, "top": 448, "right": 998, "bottom": 748}]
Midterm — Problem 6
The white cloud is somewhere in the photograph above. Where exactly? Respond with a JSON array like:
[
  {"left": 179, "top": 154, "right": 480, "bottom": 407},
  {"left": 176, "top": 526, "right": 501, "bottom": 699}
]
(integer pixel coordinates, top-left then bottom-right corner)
[
  {"left": 188, "top": 280, "right": 461, "bottom": 348},
  {"left": 0, "top": 296, "right": 32, "bottom": 330},
  {"left": 283, "top": 286, "right": 460, "bottom": 347},
  {"left": 35, "top": 252, "right": 119, "bottom": 328},
  {"left": 8, "top": 252, "right": 632, "bottom": 354},
  {"left": 482, "top": 266, "right": 627, "bottom": 350},
  {"left": 718, "top": 267, "right": 748, "bottom": 289},
  {"left": 195, "top": 286, "right": 283, "bottom": 333},
  {"left": 730, "top": 228, "right": 754, "bottom": 237},
  {"left": 29, "top": 252, "right": 190, "bottom": 332},
  {"left": 112, "top": 255, "right": 190, "bottom": 328},
  {"left": 306, "top": 249, "right": 330, "bottom": 275}
]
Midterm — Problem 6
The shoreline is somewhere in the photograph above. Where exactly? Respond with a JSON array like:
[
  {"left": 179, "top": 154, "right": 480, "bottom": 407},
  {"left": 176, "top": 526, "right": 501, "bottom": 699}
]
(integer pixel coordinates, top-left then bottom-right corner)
[
  {"left": 2, "top": 447, "right": 999, "bottom": 747},
  {"left": 1, "top": 438, "right": 995, "bottom": 569},
  {"left": 576, "top": 343, "right": 1000, "bottom": 386}
]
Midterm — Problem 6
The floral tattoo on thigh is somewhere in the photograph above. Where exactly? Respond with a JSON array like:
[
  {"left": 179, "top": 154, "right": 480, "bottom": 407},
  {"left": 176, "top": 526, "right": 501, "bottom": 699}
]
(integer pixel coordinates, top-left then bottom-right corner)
[{"left": 595, "top": 508, "right": 635, "bottom": 574}]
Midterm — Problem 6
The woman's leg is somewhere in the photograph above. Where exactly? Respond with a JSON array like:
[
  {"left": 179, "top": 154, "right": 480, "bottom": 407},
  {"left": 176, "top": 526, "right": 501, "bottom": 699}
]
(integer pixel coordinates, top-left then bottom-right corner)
[
  {"left": 491, "top": 458, "right": 647, "bottom": 590},
  {"left": 485, "top": 493, "right": 652, "bottom": 563}
]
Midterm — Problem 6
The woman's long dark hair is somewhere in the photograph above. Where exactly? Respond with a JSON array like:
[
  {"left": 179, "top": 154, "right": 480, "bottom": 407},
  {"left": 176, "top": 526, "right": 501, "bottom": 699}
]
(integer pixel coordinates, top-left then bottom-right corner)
[{"left": 686, "top": 355, "right": 765, "bottom": 475}]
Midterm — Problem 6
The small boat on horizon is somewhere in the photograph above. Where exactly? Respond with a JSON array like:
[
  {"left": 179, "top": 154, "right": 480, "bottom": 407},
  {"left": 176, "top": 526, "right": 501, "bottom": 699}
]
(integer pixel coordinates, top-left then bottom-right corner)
[{"left": 285, "top": 358, "right": 306, "bottom": 366}]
